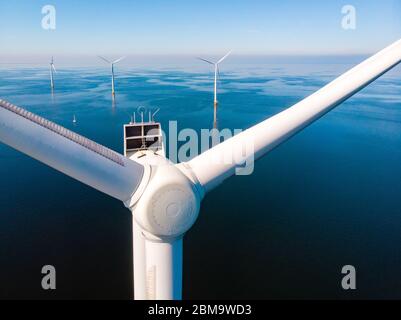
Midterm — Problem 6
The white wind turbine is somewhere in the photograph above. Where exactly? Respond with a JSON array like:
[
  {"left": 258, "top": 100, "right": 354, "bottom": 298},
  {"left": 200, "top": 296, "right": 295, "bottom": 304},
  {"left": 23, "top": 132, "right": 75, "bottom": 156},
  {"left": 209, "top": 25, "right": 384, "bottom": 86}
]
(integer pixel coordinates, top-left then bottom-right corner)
[
  {"left": 198, "top": 51, "right": 231, "bottom": 109},
  {"left": 98, "top": 56, "right": 126, "bottom": 98},
  {"left": 1, "top": 39, "right": 401, "bottom": 300},
  {"left": 49, "top": 56, "right": 56, "bottom": 90}
]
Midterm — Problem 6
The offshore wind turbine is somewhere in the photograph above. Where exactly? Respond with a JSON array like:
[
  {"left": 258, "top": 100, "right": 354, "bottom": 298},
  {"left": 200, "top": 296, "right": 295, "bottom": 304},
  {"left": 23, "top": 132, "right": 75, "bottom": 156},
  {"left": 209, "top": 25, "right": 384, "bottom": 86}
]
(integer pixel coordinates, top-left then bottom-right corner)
[
  {"left": 98, "top": 56, "right": 125, "bottom": 98},
  {"left": 198, "top": 51, "right": 231, "bottom": 127},
  {"left": 49, "top": 56, "right": 56, "bottom": 90},
  {"left": 1, "top": 38, "right": 401, "bottom": 299}
]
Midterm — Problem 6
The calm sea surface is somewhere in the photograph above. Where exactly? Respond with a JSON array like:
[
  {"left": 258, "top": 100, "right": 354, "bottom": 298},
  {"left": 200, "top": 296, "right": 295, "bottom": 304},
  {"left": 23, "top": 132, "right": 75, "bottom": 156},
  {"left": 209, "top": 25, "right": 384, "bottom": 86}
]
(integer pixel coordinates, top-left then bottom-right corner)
[{"left": 1, "top": 58, "right": 401, "bottom": 299}]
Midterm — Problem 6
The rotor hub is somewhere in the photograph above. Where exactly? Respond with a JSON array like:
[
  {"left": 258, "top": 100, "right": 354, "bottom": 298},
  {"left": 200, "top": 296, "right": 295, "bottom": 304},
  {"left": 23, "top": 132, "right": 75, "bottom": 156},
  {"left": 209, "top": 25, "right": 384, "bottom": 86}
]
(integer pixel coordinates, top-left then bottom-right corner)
[{"left": 131, "top": 163, "right": 201, "bottom": 239}]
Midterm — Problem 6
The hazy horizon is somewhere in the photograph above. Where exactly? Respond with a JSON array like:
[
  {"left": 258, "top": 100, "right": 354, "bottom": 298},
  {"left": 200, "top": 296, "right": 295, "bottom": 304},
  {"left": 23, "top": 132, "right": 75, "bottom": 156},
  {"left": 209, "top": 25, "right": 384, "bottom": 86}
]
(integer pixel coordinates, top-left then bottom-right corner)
[{"left": 0, "top": 53, "right": 389, "bottom": 69}]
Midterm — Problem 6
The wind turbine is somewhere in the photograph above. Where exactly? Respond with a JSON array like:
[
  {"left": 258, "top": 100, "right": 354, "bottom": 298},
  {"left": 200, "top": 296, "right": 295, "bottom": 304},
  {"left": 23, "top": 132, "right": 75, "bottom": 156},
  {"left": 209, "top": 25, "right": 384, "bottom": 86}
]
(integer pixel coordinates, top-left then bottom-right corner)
[
  {"left": 49, "top": 56, "right": 56, "bottom": 90},
  {"left": 98, "top": 56, "right": 126, "bottom": 98},
  {"left": 198, "top": 51, "right": 231, "bottom": 112},
  {"left": 1, "top": 38, "right": 401, "bottom": 300}
]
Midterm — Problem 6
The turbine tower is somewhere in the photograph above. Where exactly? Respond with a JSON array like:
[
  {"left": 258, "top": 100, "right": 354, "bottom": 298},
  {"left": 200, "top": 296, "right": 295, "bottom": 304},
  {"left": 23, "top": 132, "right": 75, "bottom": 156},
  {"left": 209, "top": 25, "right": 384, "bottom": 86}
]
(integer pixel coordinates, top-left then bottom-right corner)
[
  {"left": 1, "top": 38, "right": 401, "bottom": 299},
  {"left": 98, "top": 56, "right": 125, "bottom": 98},
  {"left": 198, "top": 51, "right": 231, "bottom": 127},
  {"left": 49, "top": 56, "right": 56, "bottom": 90}
]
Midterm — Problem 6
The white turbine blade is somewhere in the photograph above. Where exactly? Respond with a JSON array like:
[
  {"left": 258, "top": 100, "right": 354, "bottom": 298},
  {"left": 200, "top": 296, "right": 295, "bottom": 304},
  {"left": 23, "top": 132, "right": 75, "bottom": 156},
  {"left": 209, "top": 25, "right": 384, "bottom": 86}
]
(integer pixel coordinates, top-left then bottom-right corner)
[
  {"left": 197, "top": 57, "right": 215, "bottom": 65},
  {"left": 98, "top": 55, "right": 111, "bottom": 64},
  {"left": 112, "top": 56, "right": 126, "bottom": 64},
  {"left": 51, "top": 64, "right": 57, "bottom": 73},
  {"left": 0, "top": 99, "right": 146, "bottom": 202},
  {"left": 217, "top": 50, "right": 231, "bottom": 64},
  {"left": 186, "top": 38, "right": 401, "bottom": 193},
  {"left": 143, "top": 236, "right": 182, "bottom": 300},
  {"left": 133, "top": 219, "right": 147, "bottom": 300}
]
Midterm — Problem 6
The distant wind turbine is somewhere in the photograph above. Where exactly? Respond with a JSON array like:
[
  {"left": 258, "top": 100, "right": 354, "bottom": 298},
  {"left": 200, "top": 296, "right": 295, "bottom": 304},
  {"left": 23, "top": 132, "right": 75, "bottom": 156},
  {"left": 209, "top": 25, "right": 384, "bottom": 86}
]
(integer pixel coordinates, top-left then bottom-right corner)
[
  {"left": 98, "top": 56, "right": 126, "bottom": 98},
  {"left": 49, "top": 57, "right": 56, "bottom": 90},
  {"left": 197, "top": 51, "right": 231, "bottom": 108}
]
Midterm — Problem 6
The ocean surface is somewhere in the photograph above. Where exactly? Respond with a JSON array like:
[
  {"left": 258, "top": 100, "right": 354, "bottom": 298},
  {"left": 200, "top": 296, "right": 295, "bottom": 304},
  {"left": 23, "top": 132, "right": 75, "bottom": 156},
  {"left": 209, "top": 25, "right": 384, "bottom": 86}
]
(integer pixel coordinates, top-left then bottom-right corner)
[{"left": 0, "top": 58, "right": 401, "bottom": 299}]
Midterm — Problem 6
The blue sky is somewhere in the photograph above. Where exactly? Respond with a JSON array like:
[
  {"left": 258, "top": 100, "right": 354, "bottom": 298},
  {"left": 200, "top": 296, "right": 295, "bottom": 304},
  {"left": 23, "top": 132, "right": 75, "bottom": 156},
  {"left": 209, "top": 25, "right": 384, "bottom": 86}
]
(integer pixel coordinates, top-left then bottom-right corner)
[{"left": 0, "top": 0, "right": 400, "bottom": 59}]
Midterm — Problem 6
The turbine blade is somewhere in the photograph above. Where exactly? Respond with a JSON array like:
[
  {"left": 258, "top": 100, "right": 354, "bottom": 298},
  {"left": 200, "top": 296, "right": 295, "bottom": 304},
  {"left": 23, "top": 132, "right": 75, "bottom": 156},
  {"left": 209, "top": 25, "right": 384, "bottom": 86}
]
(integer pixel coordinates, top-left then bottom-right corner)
[
  {"left": 185, "top": 38, "right": 401, "bottom": 193},
  {"left": 133, "top": 219, "right": 147, "bottom": 300},
  {"left": 140, "top": 235, "right": 182, "bottom": 300},
  {"left": 112, "top": 56, "right": 126, "bottom": 64},
  {"left": 98, "top": 55, "right": 111, "bottom": 64},
  {"left": 216, "top": 50, "right": 231, "bottom": 64},
  {"left": 0, "top": 99, "right": 147, "bottom": 202},
  {"left": 196, "top": 57, "right": 215, "bottom": 65},
  {"left": 51, "top": 64, "right": 57, "bottom": 73}
]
